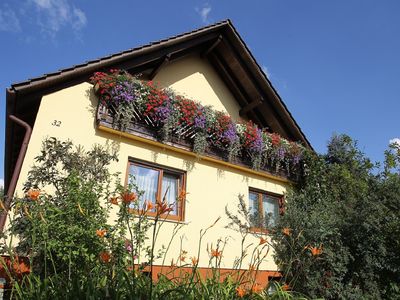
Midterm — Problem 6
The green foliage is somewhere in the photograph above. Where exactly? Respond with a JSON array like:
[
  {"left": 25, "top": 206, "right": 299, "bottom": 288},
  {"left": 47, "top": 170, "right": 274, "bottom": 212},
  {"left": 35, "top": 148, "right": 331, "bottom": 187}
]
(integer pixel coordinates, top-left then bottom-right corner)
[
  {"left": 8, "top": 138, "right": 119, "bottom": 278},
  {"left": 271, "top": 134, "right": 400, "bottom": 299}
]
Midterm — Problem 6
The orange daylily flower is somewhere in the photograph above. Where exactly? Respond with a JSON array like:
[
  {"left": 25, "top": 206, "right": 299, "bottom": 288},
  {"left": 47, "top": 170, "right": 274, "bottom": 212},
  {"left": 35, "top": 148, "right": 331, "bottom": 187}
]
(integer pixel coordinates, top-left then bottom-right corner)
[
  {"left": 211, "top": 248, "right": 222, "bottom": 258},
  {"left": 99, "top": 251, "right": 111, "bottom": 263},
  {"left": 282, "top": 227, "right": 291, "bottom": 236},
  {"left": 11, "top": 256, "right": 30, "bottom": 275},
  {"left": 26, "top": 189, "right": 40, "bottom": 201},
  {"left": 179, "top": 250, "right": 187, "bottom": 262},
  {"left": 145, "top": 201, "right": 154, "bottom": 211},
  {"left": 178, "top": 189, "right": 189, "bottom": 201},
  {"left": 236, "top": 286, "right": 246, "bottom": 297},
  {"left": 96, "top": 229, "right": 106, "bottom": 238},
  {"left": 121, "top": 192, "right": 137, "bottom": 204},
  {"left": 259, "top": 237, "right": 267, "bottom": 245},
  {"left": 282, "top": 283, "right": 290, "bottom": 291},
  {"left": 109, "top": 197, "right": 119, "bottom": 205},
  {"left": 310, "top": 245, "right": 323, "bottom": 256},
  {"left": 190, "top": 256, "right": 198, "bottom": 266},
  {"left": 156, "top": 201, "right": 173, "bottom": 215},
  {"left": 251, "top": 283, "right": 263, "bottom": 293}
]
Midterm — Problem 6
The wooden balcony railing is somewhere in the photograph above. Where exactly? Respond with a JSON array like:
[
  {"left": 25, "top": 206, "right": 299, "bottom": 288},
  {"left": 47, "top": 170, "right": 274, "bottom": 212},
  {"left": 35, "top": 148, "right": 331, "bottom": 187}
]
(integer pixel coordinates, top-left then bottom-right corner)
[{"left": 96, "top": 103, "right": 301, "bottom": 181}]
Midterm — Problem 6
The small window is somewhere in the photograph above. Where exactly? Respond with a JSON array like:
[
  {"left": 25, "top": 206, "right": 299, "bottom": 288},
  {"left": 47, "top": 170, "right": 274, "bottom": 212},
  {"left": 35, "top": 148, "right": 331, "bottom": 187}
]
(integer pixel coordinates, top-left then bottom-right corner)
[
  {"left": 249, "top": 189, "right": 283, "bottom": 229},
  {"left": 267, "top": 276, "right": 282, "bottom": 295},
  {"left": 127, "top": 160, "right": 186, "bottom": 221}
]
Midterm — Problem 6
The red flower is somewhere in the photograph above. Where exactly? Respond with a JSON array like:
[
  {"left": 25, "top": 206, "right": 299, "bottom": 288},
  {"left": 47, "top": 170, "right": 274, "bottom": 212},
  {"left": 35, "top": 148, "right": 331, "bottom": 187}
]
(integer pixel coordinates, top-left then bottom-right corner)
[{"left": 271, "top": 133, "right": 281, "bottom": 146}]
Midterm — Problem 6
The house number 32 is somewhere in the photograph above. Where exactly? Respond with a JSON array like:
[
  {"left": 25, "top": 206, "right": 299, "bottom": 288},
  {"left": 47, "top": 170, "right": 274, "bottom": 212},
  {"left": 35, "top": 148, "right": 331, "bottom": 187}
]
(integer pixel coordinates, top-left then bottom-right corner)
[{"left": 51, "top": 120, "right": 62, "bottom": 127}]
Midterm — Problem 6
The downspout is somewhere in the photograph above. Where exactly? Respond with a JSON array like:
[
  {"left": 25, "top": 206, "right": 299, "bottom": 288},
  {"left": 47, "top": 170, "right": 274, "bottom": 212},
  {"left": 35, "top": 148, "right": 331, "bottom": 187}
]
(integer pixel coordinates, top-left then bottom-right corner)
[{"left": 0, "top": 115, "right": 32, "bottom": 232}]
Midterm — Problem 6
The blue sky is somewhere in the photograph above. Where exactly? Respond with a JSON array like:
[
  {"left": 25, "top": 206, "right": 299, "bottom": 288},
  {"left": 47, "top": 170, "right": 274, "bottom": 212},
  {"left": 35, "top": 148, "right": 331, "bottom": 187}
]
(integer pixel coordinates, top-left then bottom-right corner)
[{"left": 1, "top": 0, "right": 400, "bottom": 186}]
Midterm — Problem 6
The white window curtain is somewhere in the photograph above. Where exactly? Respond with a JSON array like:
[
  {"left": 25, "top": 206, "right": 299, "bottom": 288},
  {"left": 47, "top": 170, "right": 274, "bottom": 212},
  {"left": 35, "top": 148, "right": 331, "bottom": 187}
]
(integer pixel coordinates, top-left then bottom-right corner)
[
  {"left": 161, "top": 174, "right": 178, "bottom": 215},
  {"left": 262, "top": 195, "right": 279, "bottom": 226},
  {"left": 129, "top": 164, "right": 159, "bottom": 209},
  {"left": 249, "top": 192, "right": 258, "bottom": 215}
]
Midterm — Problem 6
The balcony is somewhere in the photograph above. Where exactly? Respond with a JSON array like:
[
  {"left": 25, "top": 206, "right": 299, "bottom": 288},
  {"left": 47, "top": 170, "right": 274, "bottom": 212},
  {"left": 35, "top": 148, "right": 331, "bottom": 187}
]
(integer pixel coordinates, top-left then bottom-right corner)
[
  {"left": 96, "top": 104, "right": 303, "bottom": 182},
  {"left": 92, "top": 70, "right": 304, "bottom": 182}
]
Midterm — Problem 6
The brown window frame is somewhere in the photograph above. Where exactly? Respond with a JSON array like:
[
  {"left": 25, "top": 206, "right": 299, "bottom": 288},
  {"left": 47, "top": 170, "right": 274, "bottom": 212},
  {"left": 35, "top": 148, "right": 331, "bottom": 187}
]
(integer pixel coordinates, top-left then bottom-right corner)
[
  {"left": 249, "top": 188, "right": 284, "bottom": 232},
  {"left": 126, "top": 158, "right": 186, "bottom": 222}
]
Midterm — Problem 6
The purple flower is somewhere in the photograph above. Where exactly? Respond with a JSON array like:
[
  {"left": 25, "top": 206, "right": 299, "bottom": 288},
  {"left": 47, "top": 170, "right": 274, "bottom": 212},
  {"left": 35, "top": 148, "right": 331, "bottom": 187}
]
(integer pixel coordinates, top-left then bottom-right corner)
[
  {"left": 111, "top": 82, "right": 135, "bottom": 104},
  {"left": 246, "top": 127, "right": 263, "bottom": 154},
  {"left": 221, "top": 124, "right": 238, "bottom": 144},
  {"left": 293, "top": 154, "right": 301, "bottom": 165},
  {"left": 194, "top": 114, "right": 206, "bottom": 129},
  {"left": 155, "top": 105, "right": 171, "bottom": 121},
  {"left": 277, "top": 147, "right": 286, "bottom": 160}
]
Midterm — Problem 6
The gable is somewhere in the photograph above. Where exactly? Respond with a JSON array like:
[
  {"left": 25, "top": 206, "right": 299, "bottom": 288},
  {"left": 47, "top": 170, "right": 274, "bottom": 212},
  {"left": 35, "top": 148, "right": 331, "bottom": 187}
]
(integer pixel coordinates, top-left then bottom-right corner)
[{"left": 153, "top": 54, "right": 241, "bottom": 120}]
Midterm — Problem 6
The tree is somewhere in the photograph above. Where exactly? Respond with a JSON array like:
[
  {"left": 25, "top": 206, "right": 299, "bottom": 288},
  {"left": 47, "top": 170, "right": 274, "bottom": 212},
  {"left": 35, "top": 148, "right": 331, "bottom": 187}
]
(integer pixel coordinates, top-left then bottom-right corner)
[
  {"left": 8, "top": 137, "right": 119, "bottom": 278},
  {"left": 271, "top": 134, "right": 400, "bottom": 299}
]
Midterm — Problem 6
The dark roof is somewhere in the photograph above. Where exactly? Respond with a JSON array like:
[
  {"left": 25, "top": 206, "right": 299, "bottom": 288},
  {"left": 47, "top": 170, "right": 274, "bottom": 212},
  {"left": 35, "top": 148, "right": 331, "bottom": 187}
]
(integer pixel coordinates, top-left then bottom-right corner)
[
  {"left": 10, "top": 20, "right": 230, "bottom": 93},
  {"left": 4, "top": 19, "right": 312, "bottom": 192}
]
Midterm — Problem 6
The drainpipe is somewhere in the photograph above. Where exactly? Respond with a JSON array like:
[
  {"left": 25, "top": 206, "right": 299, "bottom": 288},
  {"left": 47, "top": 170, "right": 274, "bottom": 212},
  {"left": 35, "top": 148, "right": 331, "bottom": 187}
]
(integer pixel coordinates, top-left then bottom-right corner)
[{"left": 0, "top": 115, "right": 32, "bottom": 232}]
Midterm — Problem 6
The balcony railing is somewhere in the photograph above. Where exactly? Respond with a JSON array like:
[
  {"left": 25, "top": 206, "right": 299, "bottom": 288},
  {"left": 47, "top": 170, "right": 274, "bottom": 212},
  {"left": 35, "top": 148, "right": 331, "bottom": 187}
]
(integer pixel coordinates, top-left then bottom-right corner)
[{"left": 96, "top": 103, "right": 302, "bottom": 181}]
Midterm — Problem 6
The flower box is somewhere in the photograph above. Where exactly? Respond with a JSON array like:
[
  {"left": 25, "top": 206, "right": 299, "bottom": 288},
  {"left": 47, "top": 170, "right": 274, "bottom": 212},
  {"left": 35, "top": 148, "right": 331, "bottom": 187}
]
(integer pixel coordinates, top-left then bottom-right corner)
[{"left": 92, "top": 70, "right": 305, "bottom": 181}]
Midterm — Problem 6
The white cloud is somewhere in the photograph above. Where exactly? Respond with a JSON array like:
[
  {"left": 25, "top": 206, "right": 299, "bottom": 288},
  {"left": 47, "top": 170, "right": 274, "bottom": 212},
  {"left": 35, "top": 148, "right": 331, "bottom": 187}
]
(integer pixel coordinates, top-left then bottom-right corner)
[
  {"left": 261, "top": 65, "right": 271, "bottom": 79},
  {"left": 196, "top": 3, "right": 212, "bottom": 24},
  {"left": 72, "top": 7, "right": 86, "bottom": 30},
  {"left": 0, "top": 179, "right": 3, "bottom": 189},
  {"left": 389, "top": 138, "right": 400, "bottom": 147},
  {"left": 0, "top": 5, "right": 21, "bottom": 32},
  {"left": 30, "top": 0, "right": 87, "bottom": 35}
]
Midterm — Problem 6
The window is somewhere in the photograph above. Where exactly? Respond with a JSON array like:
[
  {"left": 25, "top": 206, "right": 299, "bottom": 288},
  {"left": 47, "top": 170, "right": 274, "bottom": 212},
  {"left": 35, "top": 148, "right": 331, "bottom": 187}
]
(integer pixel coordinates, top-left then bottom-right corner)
[
  {"left": 249, "top": 189, "right": 284, "bottom": 229},
  {"left": 267, "top": 277, "right": 282, "bottom": 295},
  {"left": 127, "top": 160, "right": 186, "bottom": 221}
]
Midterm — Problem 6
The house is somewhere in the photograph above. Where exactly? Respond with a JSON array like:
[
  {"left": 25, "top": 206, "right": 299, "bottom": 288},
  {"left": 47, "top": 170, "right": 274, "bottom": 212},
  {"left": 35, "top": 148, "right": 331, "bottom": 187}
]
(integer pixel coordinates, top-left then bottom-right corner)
[{"left": 2, "top": 20, "right": 311, "bottom": 287}]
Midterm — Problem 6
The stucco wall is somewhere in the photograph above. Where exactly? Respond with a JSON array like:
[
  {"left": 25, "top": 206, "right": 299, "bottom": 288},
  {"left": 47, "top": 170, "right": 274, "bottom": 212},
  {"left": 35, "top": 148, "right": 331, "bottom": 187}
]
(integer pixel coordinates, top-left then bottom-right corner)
[
  {"left": 12, "top": 56, "right": 288, "bottom": 272},
  {"left": 154, "top": 54, "right": 242, "bottom": 121}
]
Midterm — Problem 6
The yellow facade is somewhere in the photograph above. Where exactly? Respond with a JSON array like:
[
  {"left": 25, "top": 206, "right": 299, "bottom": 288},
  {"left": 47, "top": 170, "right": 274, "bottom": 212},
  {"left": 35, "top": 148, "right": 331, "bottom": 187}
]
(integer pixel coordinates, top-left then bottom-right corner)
[{"left": 13, "top": 54, "right": 288, "bottom": 271}]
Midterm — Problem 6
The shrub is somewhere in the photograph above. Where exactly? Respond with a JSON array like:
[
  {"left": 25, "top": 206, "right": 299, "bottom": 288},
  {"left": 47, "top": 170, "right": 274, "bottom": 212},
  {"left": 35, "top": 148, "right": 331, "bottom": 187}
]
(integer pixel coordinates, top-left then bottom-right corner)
[{"left": 270, "top": 134, "right": 400, "bottom": 299}]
